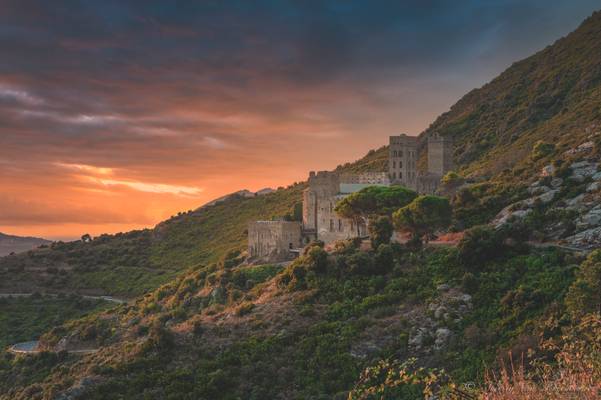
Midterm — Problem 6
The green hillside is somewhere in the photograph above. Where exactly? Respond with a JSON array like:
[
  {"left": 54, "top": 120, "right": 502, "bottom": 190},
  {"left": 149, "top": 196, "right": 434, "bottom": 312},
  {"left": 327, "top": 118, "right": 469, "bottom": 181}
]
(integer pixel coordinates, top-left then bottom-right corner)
[
  {"left": 424, "top": 11, "right": 601, "bottom": 177},
  {"left": 0, "top": 184, "right": 304, "bottom": 297},
  {"left": 1, "top": 11, "right": 601, "bottom": 400}
]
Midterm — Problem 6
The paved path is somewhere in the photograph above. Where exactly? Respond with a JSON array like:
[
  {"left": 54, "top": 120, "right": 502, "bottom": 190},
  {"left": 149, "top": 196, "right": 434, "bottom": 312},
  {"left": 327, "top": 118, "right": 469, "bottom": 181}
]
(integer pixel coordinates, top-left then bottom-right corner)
[
  {"left": 8, "top": 340, "right": 99, "bottom": 355},
  {"left": 0, "top": 293, "right": 127, "bottom": 304}
]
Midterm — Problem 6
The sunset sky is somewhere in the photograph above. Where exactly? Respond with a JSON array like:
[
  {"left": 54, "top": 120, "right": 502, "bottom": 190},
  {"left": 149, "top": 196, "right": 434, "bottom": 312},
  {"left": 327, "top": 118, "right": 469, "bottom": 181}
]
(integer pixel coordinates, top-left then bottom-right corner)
[{"left": 1, "top": 0, "right": 598, "bottom": 240}]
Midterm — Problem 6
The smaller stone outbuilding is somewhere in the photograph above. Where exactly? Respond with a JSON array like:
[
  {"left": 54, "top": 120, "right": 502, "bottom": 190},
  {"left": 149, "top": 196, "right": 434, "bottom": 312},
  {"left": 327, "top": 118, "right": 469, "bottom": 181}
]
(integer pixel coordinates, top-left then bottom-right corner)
[{"left": 248, "top": 221, "right": 302, "bottom": 262}]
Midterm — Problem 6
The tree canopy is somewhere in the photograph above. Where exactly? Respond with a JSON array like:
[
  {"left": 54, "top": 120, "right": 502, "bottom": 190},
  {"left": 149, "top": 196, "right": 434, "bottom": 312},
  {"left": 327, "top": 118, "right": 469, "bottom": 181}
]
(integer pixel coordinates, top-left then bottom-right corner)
[
  {"left": 335, "top": 185, "right": 417, "bottom": 220},
  {"left": 392, "top": 195, "right": 452, "bottom": 243}
]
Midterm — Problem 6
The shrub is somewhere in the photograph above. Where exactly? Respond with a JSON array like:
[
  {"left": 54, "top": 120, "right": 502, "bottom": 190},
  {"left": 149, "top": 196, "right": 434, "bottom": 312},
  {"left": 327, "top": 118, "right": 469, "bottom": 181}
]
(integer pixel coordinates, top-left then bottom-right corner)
[
  {"left": 346, "top": 251, "right": 374, "bottom": 275},
  {"left": 530, "top": 141, "right": 555, "bottom": 160},
  {"left": 565, "top": 250, "right": 601, "bottom": 318},
  {"left": 457, "top": 225, "right": 505, "bottom": 270},
  {"left": 374, "top": 244, "right": 395, "bottom": 275},
  {"left": 235, "top": 301, "right": 255, "bottom": 316}
]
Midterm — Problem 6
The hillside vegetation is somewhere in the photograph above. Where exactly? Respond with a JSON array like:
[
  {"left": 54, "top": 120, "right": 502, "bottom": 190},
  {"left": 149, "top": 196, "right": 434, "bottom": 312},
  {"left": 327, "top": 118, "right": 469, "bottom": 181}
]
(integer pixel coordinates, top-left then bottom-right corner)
[
  {"left": 0, "top": 233, "right": 50, "bottom": 257},
  {"left": 1, "top": 10, "right": 601, "bottom": 400},
  {"left": 0, "top": 184, "right": 305, "bottom": 297},
  {"left": 424, "top": 11, "right": 601, "bottom": 178}
]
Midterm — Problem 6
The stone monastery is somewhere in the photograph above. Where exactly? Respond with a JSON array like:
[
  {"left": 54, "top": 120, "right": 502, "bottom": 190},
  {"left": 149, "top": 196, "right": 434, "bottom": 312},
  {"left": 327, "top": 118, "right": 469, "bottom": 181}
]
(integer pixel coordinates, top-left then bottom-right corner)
[{"left": 248, "top": 132, "right": 453, "bottom": 262}]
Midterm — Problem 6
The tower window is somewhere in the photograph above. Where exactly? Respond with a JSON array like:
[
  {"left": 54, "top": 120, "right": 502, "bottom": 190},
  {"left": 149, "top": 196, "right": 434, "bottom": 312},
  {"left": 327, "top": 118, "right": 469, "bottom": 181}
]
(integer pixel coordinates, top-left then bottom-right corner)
[
  {"left": 393, "top": 161, "right": 396, "bottom": 168},
  {"left": 329, "top": 219, "right": 334, "bottom": 232},
  {"left": 399, "top": 161, "right": 402, "bottom": 169},
  {"left": 400, "top": 171, "right": 403, "bottom": 179}
]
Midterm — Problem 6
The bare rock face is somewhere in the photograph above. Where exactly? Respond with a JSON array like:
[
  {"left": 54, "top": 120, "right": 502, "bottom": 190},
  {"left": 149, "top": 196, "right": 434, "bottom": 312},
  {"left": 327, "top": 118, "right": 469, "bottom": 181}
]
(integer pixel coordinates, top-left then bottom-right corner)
[
  {"left": 565, "top": 227, "right": 601, "bottom": 249},
  {"left": 565, "top": 194, "right": 587, "bottom": 212},
  {"left": 493, "top": 204, "right": 532, "bottom": 228},
  {"left": 570, "top": 161, "right": 598, "bottom": 182},
  {"left": 537, "top": 189, "right": 559, "bottom": 204},
  {"left": 434, "top": 328, "right": 452, "bottom": 350},
  {"left": 407, "top": 288, "right": 472, "bottom": 354},
  {"left": 550, "top": 177, "right": 563, "bottom": 188},
  {"left": 587, "top": 182, "right": 600, "bottom": 192},
  {"left": 577, "top": 206, "right": 601, "bottom": 229}
]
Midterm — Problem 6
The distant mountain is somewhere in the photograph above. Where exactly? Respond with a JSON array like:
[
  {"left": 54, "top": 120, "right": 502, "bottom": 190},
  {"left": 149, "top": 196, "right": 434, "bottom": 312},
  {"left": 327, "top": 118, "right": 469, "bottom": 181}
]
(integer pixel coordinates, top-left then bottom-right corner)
[
  {"left": 0, "top": 232, "right": 51, "bottom": 256},
  {"left": 197, "top": 188, "right": 276, "bottom": 210}
]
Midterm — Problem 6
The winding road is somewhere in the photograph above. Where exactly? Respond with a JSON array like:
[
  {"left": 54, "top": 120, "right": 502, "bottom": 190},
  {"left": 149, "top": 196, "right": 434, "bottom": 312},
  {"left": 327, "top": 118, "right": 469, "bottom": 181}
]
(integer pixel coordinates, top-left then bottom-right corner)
[{"left": 3, "top": 293, "right": 127, "bottom": 355}]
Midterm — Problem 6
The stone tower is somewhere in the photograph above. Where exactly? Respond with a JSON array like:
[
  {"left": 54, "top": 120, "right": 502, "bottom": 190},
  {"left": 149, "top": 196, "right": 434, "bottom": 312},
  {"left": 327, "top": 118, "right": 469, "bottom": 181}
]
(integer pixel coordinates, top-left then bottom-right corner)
[
  {"left": 388, "top": 134, "right": 418, "bottom": 190},
  {"left": 427, "top": 132, "right": 454, "bottom": 176},
  {"left": 302, "top": 171, "right": 340, "bottom": 236}
]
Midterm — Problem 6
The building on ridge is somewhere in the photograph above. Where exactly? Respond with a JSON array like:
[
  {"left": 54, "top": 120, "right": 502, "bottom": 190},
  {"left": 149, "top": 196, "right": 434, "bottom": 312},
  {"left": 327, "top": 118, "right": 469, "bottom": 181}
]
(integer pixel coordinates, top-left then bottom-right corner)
[
  {"left": 248, "top": 132, "right": 454, "bottom": 263},
  {"left": 389, "top": 132, "right": 454, "bottom": 194}
]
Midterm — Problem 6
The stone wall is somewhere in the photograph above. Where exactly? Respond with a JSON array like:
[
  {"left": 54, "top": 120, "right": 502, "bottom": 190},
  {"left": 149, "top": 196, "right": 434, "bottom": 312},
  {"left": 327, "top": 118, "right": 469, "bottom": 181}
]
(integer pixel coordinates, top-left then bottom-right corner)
[
  {"left": 339, "top": 172, "right": 390, "bottom": 185},
  {"left": 247, "top": 221, "right": 302, "bottom": 262},
  {"left": 303, "top": 171, "right": 367, "bottom": 244},
  {"left": 427, "top": 132, "right": 454, "bottom": 177}
]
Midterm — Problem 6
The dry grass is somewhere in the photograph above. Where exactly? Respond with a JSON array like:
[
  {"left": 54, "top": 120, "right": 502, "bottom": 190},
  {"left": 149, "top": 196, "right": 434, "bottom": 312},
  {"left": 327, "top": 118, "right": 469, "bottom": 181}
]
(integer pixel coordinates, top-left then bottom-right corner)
[{"left": 482, "top": 314, "right": 601, "bottom": 400}]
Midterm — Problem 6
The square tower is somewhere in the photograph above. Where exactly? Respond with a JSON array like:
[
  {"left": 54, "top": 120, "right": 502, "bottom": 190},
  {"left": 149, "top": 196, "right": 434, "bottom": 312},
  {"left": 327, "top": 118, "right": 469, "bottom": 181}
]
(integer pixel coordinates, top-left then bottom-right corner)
[
  {"left": 388, "top": 134, "right": 418, "bottom": 190},
  {"left": 427, "top": 132, "right": 454, "bottom": 176}
]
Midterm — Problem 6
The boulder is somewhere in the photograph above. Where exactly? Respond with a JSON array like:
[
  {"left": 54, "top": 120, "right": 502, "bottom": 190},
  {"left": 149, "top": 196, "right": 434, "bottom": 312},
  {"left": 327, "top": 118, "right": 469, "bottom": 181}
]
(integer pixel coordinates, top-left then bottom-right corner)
[
  {"left": 538, "top": 189, "right": 559, "bottom": 204},
  {"left": 566, "top": 194, "right": 586, "bottom": 210},
  {"left": 434, "top": 328, "right": 452, "bottom": 349},
  {"left": 528, "top": 185, "right": 551, "bottom": 195},
  {"left": 566, "top": 227, "right": 601, "bottom": 249},
  {"left": 493, "top": 206, "right": 531, "bottom": 228},
  {"left": 571, "top": 161, "right": 598, "bottom": 181},
  {"left": 577, "top": 207, "right": 601, "bottom": 229},
  {"left": 540, "top": 165, "right": 555, "bottom": 177},
  {"left": 587, "top": 182, "right": 600, "bottom": 192},
  {"left": 550, "top": 177, "right": 563, "bottom": 188}
]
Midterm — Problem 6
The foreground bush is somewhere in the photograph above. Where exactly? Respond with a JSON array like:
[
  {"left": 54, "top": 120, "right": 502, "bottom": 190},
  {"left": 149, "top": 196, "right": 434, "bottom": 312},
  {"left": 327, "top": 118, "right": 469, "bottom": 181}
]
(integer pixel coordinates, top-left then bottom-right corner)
[{"left": 483, "top": 313, "right": 601, "bottom": 400}]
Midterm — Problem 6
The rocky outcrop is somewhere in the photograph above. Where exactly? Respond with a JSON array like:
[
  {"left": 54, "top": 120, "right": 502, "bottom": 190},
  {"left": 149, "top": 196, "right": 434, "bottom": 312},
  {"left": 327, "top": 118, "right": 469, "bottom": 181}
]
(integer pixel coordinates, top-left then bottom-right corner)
[
  {"left": 493, "top": 158, "right": 601, "bottom": 249},
  {"left": 407, "top": 286, "right": 472, "bottom": 353}
]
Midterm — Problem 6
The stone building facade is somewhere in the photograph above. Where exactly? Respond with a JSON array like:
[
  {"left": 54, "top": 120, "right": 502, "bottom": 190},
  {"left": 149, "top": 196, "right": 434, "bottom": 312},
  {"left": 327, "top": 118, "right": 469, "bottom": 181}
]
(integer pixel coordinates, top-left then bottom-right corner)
[
  {"left": 388, "top": 134, "right": 418, "bottom": 189},
  {"left": 249, "top": 133, "right": 454, "bottom": 262},
  {"left": 247, "top": 221, "right": 303, "bottom": 262},
  {"left": 302, "top": 171, "right": 380, "bottom": 244},
  {"left": 388, "top": 132, "right": 453, "bottom": 194}
]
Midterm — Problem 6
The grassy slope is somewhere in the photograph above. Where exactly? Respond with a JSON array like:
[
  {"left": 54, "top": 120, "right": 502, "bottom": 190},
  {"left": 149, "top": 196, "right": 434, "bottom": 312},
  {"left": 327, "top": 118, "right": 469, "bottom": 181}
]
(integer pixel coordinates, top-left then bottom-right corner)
[
  {"left": 0, "top": 242, "right": 579, "bottom": 399},
  {"left": 0, "top": 184, "right": 306, "bottom": 297},
  {"left": 0, "top": 295, "right": 110, "bottom": 349},
  {"left": 2, "top": 12, "right": 601, "bottom": 399},
  {"left": 2, "top": 12, "right": 601, "bottom": 299},
  {"left": 422, "top": 11, "right": 601, "bottom": 177},
  {"left": 0, "top": 141, "right": 389, "bottom": 299}
]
